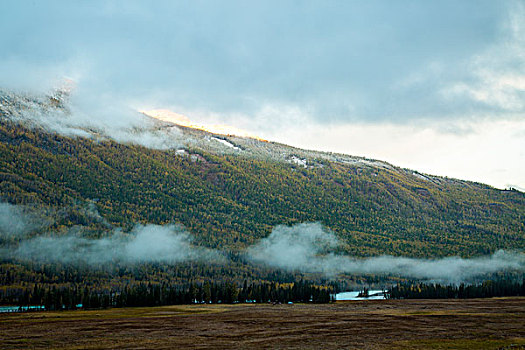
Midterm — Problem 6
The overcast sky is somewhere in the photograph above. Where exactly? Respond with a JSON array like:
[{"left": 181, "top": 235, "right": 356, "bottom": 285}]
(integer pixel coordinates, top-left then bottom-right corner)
[{"left": 1, "top": 0, "right": 524, "bottom": 189}]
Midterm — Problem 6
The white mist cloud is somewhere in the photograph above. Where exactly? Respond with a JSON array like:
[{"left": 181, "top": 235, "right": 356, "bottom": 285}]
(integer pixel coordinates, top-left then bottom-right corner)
[
  {"left": 0, "top": 202, "right": 46, "bottom": 237},
  {"left": 0, "top": 87, "right": 183, "bottom": 149},
  {"left": 247, "top": 222, "right": 339, "bottom": 269},
  {"left": 7, "top": 224, "right": 223, "bottom": 265},
  {"left": 2, "top": 200, "right": 523, "bottom": 282},
  {"left": 248, "top": 223, "right": 525, "bottom": 282}
]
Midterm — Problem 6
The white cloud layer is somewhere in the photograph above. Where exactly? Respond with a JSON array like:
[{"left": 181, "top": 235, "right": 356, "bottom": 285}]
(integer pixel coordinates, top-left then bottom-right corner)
[
  {"left": 7, "top": 224, "right": 223, "bottom": 265},
  {"left": 1, "top": 203, "right": 523, "bottom": 283},
  {"left": 0, "top": 202, "right": 45, "bottom": 237},
  {"left": 248, "top": 223, "right": 525, "bottom": 283}
]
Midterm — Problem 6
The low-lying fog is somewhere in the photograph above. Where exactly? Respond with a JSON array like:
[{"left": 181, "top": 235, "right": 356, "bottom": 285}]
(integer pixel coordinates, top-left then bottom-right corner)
[{"left": 1, "top": 202, "right": 523, "bottom": 283}]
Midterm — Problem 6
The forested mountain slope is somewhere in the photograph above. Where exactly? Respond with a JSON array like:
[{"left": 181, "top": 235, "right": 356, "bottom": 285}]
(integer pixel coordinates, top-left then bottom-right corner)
[{"left": 1, "top": 89, "right": 524, "bottom": 258}]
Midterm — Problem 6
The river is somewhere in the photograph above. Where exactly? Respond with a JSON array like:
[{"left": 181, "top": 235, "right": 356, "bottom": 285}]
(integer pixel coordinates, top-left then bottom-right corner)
[{"left": 335, "top": 290, "right": 387, "bottom": 301}]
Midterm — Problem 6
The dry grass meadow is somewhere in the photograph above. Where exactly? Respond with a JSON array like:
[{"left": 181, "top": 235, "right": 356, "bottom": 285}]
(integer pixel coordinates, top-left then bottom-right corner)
[{"left": 1, "top": 297, "right": 525, "bottom": 349}]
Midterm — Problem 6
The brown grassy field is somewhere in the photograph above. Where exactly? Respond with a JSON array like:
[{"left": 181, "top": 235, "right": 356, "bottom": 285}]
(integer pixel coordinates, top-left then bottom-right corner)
[{"left": 1, "top": 298, "right": 525, "bottom": 349}]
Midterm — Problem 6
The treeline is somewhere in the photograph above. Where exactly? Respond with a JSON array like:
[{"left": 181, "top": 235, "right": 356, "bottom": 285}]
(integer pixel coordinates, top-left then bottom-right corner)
[
  {"left": 0, "top": 261, "right": 298, "bottom": 288},
  {"left": 1, "top": 280, "right": 335, "bottom": 310},
  {"left": 389, "top": 279, "right": 525, "bottom": 299}
]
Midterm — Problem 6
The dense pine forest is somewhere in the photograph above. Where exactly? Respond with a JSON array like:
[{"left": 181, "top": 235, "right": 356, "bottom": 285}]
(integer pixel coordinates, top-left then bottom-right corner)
[{"left": 1, "top": 279, "right": 334, "bottom": 310}]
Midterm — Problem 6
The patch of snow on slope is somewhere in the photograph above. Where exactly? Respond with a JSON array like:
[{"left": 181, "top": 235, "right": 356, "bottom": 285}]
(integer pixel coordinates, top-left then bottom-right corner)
[
  {"left": 337, "top": 157, "right": 392, "bottom": 170},
  {"left": 412, "top": 172, "right": 430, "bottom": 182},
  {"left": 290, "top": 156, "right": 308, "bottom": 168},
  {"left": 211, "top": 137, "right": 240, "bottom": 150}
]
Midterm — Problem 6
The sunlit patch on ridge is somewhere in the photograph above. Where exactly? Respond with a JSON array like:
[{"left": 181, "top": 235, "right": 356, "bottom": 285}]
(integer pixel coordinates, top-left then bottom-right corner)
[{"left": 140, "top": 109, "right": 267, "bottom": 141}]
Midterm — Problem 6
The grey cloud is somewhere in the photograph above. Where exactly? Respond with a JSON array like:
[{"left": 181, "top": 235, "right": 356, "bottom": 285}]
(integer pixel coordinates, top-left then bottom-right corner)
[
  {"left": 438, "top": 1, "right": 525, "bottom": 116},
  {"left": 0, "top": 0, "right": 519, "bottom": 129},
  {"left": 248, "top": 223, "right": 525, "bottom": 283}
]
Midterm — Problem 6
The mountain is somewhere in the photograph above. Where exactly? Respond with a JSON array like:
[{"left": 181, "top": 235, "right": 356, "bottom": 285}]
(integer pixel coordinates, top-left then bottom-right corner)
[{"left": 1, "top": 88, "right": 524, "bottom": 260}]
